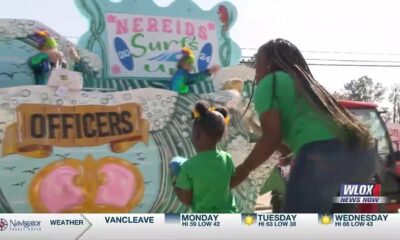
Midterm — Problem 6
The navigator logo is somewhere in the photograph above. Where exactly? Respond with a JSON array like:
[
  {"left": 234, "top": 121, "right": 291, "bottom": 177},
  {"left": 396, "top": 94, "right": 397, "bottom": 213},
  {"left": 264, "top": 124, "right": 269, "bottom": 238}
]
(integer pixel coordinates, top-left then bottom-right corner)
[
  {"left": 0, "top": 218, "right": 8, "bottom": 231},
  {"left": 8, "top": 219, "right": 41, "bottom": 232}
]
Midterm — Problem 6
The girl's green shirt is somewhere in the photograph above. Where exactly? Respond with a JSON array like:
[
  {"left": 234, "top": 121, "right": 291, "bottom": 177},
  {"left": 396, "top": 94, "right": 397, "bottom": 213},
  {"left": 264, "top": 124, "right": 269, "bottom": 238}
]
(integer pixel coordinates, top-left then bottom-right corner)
[{"left": 175, "top": 150, "right": 237, "bottom": 213}]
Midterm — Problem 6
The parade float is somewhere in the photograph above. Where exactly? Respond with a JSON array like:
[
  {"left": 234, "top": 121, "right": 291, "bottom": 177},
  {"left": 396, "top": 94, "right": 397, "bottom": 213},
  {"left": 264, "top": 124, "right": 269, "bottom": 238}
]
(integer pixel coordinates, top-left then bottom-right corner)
[{"left": 0, "top": 0, "right": 279, "bottom": 213}]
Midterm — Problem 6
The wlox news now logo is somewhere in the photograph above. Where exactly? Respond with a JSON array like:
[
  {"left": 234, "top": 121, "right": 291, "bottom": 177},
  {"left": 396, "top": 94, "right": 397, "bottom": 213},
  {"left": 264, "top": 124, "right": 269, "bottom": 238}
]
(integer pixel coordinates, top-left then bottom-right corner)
[{"left": 334, "top": 184, "right": 387, "bottom": 204}]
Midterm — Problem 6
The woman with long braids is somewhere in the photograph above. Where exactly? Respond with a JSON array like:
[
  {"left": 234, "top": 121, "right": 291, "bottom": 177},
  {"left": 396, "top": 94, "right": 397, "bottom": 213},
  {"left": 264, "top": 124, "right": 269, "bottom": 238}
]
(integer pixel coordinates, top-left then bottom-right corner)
[{"left": 231, "top": 39, "right": 378, "bottom": 213}]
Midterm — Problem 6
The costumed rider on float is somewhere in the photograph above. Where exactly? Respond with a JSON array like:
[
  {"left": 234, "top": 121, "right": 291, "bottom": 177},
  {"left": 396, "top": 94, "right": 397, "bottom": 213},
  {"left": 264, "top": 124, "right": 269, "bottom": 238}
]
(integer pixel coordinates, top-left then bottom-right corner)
[
  {"left": 170, "top": 47, "right": 220, "bottom": 94},
  {"left": 27, "top": 30, "right": 82, "bottom": 85}
]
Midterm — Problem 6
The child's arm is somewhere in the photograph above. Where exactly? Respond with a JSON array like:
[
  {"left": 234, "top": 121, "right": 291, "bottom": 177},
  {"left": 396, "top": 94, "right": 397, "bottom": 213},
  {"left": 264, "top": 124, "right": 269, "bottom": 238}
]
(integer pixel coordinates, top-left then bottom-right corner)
[{"left": 185, "top": 70, "right": 211, "bottom": 85}]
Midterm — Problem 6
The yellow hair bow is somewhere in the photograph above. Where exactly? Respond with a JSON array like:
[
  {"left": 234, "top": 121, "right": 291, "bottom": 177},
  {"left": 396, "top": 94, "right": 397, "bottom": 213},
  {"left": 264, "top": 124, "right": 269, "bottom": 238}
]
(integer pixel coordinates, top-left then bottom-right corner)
[
  {"left": 191, "top": 107, "right": 230, "bottom": 125},
  {"left": 192, "top": 109, "right": 201, "bottom": 119},
  {"left": 224, "top": 116, "right": 230, "bottom": 125}
]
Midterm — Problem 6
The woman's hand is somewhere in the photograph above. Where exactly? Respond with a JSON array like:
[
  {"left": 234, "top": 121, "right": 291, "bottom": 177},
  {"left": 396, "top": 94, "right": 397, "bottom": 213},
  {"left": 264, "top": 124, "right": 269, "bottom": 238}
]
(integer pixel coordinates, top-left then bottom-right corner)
[{"left": 277, "top": 143, "right": 293, "bottom": 166}]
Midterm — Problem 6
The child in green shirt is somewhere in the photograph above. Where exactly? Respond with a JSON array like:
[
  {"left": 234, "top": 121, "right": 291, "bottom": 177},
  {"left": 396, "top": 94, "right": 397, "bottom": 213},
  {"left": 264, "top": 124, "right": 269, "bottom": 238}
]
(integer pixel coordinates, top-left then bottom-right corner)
[{"left": 173, "top": 101, "right": 237, "bottom": 213}]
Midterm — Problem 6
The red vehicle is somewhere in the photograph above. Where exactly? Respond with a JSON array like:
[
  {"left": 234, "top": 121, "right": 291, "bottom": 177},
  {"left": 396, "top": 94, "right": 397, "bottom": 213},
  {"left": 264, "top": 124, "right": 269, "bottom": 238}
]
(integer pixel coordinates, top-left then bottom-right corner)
[{"left": 339, "top": 100, "right": 400, "bottom": 212}]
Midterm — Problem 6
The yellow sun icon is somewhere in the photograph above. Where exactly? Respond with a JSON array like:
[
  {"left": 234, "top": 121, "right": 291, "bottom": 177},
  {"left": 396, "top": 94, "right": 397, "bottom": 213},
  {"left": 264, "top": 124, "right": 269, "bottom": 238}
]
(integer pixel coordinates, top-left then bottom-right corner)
[
  {"left": 243, "top": 215, "right": 255, "bottom": 226},
  {"left": 320, "top": 215, "right": 332, "bottom": 225}
]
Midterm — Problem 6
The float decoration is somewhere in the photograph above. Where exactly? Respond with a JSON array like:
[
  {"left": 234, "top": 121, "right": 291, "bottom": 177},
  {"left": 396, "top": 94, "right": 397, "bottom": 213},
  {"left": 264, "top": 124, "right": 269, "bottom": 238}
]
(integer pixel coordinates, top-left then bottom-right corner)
[
  {"left": 0, "top": 19, "right": 102, "bottom": 88},
  {"left": 29, "top": 155, "right": 144, "bottom": 213},
  {"left": 0, "top": 85, "right": 279, "bottom": 213},
  {"left": 0, "top": 1, "right": 280, "bottom": 214},
  {"left": 76, "top": 0, "right": 241, "bottom": 88}
]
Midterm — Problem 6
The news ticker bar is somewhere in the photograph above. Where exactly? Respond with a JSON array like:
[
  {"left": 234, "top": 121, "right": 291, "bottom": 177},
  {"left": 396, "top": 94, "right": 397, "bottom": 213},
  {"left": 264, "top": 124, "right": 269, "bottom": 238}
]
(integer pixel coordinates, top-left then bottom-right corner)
[{"left": 0, "top": 213, "right": 399, "bottom": 240}]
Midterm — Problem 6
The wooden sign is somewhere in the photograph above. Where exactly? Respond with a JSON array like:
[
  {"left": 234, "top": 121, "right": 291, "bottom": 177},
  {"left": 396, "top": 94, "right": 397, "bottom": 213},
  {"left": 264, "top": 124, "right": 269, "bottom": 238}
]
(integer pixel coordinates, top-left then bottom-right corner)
[{"left": 3, "top": 103, "right": 149, "bottom": 158}]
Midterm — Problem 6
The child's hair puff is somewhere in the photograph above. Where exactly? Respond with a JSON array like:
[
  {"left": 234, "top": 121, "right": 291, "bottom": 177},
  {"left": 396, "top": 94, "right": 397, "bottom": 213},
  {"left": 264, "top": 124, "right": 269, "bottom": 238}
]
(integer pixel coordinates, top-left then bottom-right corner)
[{"left": 192, "top": 101, "right": 229, "bottom": 140}]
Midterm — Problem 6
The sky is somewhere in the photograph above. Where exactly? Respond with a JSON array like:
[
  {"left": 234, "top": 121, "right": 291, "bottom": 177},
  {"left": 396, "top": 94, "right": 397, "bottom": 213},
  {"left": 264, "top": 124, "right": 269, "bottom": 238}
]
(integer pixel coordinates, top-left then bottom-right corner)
[{"left": 1, "top": 0, "right": 400, "bottom": 103}]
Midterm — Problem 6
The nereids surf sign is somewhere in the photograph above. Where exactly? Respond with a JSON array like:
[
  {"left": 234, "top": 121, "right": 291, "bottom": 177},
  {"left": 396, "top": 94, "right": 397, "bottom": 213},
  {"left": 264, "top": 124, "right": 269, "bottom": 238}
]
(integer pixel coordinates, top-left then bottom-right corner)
[
  {"left": 107, "top": 14, "right": 219, "bottom": 77},
  {"left": 76, "top": 0, "right": 241, "bottom": 79}
]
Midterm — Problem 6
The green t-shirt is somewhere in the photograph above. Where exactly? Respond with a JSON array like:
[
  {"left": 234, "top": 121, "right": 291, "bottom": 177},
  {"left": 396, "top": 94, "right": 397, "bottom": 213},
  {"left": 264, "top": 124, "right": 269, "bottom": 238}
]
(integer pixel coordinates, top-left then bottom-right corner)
[
  {"left": 175, "top": 150, "right": 237, "bottom": 213},
  {"left": 253, "top": 71, "right": 336, "bottom": 154}
]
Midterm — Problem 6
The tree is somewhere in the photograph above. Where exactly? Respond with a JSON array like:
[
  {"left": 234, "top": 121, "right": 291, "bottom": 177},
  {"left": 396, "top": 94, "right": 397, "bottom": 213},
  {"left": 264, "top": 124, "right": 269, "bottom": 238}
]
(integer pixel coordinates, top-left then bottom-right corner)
[
  {"left": 389, "top": 85, "right": 400, "bottom": 123},
  {"left": 379, "top": 106, "right": 392, "bottom": 122},
  {"left": 340, "top": 76, "right": 386, "bottom": 102}
]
